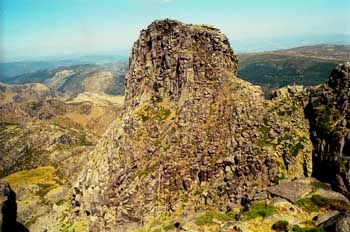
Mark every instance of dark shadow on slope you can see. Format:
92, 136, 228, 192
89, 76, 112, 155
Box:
1, 184, 29, 232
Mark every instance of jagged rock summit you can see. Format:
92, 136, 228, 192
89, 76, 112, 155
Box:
125, 18, 238, 108
72, 19, 313, 231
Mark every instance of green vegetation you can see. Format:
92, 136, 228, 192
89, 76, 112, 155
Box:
310, 181, 331, 190
153, 82, 161, 92
242, 202, 275, 219
258, 125, 271, 147
154, 139, 161, 147
312, 98, 321, 107
155, 96, 163, 103
138, 163, 158, 177
139, 106, 171, 123
195, 211, 235, 226
273, 174, 286, 184
238, 50, 339, 96
141, 114, 150, 122
4, 166, 60, 189
162, 222, 176, 231
272, 220, 289, 231
296, 194, 350, 212
318, 106, 340, 133
195, 213, 214, 226
292, 225, 325, 232
79, 134, 92, 146
153, 108, 171, 121
291, 142, 305, 156
151, 228, 162, 232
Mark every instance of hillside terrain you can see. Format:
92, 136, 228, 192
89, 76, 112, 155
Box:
0, 54, 128, 81
0, 62, 128, 97
238, 44, 350, 96
0, 19, 349, 232
2, 45, 348, 99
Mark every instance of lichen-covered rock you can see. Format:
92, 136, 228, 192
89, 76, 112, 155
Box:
319, 212, 350, 232
73, 19, 313, 231
305, 62, 350, 198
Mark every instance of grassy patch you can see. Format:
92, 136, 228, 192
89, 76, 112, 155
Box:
310, 181, 331, 190
141, 114, 150, 122
312, 98, 320, 107
151, 229, 162, 232
242, 202, 275, 219
154, 139, 161, 147
296, 194, 350, 212
138, 163, 158, 177
195, 211, 235, 226
318, 107, 339, 134
79, 134, 92, 146
273, 174, 286, 184
272, 220, 289, 231
292, 225, 325, 232
162, 222, 176, 231
4, 166, 60, 190
153, 108, 171, 121
195, 212, 214, 226
258, 125, 271, 147
291, 142, 304, 156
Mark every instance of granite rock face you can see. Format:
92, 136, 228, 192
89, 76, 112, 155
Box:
306, 63, 350, 198
73, 19, 313, 230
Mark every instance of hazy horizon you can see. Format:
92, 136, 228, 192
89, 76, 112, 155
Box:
1, 0, 350, 62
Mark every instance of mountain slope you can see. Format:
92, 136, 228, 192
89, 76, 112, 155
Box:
1, 63, 127, 97
238, 44, 350, 95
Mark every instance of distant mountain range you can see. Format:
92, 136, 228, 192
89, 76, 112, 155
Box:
231, 34, 350, 53
238, 44, 350, 96
0, 54, 129, 81
1, 44, 349, 98
0, 63, 128, 97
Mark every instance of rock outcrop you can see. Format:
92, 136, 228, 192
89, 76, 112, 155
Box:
72, 19, 313, 231
305, 63, 350, 198
0, 180, 29, 232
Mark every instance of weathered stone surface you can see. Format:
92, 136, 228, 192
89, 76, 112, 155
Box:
319, 212, 350, 232
72, 19, 315, 230
267, 179, 313, 202
305, 62, 350, 198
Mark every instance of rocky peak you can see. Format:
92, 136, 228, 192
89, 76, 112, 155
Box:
125, 19, 238, 108
73, 19, 313, 231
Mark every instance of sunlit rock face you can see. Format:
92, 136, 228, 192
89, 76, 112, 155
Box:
73, 19, 313, 231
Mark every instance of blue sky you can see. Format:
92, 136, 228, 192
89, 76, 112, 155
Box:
1, 0, 350, 61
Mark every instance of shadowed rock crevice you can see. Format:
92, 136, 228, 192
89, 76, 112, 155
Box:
1, 182, 29, 232
305, 63, 350, 198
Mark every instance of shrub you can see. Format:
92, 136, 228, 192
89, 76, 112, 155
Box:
195, 212, 214, 226
194, 211, 235, 226
292, 225, 325, 232
242, 202, 274, 219
310, 181, 331, 190
141, 114, 150, 122
153, 108, 171, 121
272, 220, 289, 231
291, 142, 304, 156
296, 194, 350, 212
162, 222, 175, 231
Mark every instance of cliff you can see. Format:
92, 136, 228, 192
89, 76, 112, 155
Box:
72, 19, 312, 231
306, 63, 350, 198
